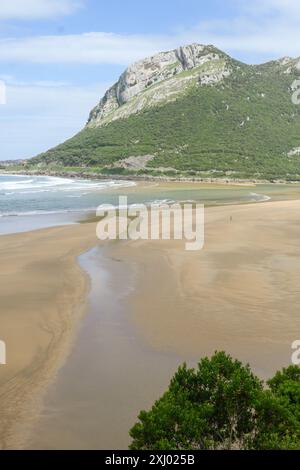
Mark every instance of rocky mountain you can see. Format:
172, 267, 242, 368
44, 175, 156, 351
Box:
31, 44, 300, 180
87, 44, 232, 127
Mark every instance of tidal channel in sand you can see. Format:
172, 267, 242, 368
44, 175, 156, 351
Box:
28, 246, 187, 450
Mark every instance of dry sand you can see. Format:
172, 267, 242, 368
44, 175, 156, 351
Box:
1, 199, 300, 448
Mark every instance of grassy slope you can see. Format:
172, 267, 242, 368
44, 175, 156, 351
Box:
29, 60, 300, 180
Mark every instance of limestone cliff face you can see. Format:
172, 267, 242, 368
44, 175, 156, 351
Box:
87, 44, 232, 127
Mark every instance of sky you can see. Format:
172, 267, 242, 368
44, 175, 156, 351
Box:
1, 0, 300, 160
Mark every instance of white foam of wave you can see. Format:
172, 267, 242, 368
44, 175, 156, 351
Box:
150, 199, 196, 205
0, 175, 136, 194
0, 207, 96, 218
249, 192, 271, 202
96, 199, 178, 212
0, 176, 71, 192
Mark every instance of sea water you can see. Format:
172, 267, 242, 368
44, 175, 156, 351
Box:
2, 173, 300, 234
0, 174, 135, 234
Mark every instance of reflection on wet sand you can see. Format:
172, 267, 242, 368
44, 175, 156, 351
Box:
28, 200, 300, 449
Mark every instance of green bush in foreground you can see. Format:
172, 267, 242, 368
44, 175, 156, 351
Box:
129, 352, 300, 450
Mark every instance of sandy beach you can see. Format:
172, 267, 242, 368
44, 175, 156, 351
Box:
0, 223, 97, 449
115, 199, 300, 377
1, 198, 300, 448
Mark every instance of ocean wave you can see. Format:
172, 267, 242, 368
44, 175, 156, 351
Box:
0, 207, 97, 218
0, 176, 72, 192
249, 192, 271, 202
0, 175, 136, 193
96, 199, 180, 212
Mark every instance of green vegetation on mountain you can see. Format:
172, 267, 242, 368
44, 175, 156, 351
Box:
28, 45, 300, 180
129, 352, 300, 450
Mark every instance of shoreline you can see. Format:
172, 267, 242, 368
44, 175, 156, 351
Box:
0, 168, 297, 185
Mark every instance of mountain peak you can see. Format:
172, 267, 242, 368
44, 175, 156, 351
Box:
87, 43, 232, 127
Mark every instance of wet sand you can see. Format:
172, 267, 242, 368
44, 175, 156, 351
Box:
1, 199, 300, 448
115, 199, 300, 377
0, 223, 97, 449
28, 247, 184, 450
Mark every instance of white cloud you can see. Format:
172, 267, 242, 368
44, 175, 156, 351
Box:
0, 32, 171, 65
0, 81, 108, 159
242, 0, 300, 16
0, 0, 299, 68
0, 0, 83, 20
1, 0, 300, 68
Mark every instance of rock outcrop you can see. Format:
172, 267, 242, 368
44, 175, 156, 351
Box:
87, 44, 232, 127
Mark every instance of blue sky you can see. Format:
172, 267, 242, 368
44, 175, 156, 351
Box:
1, 0, 300, 160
